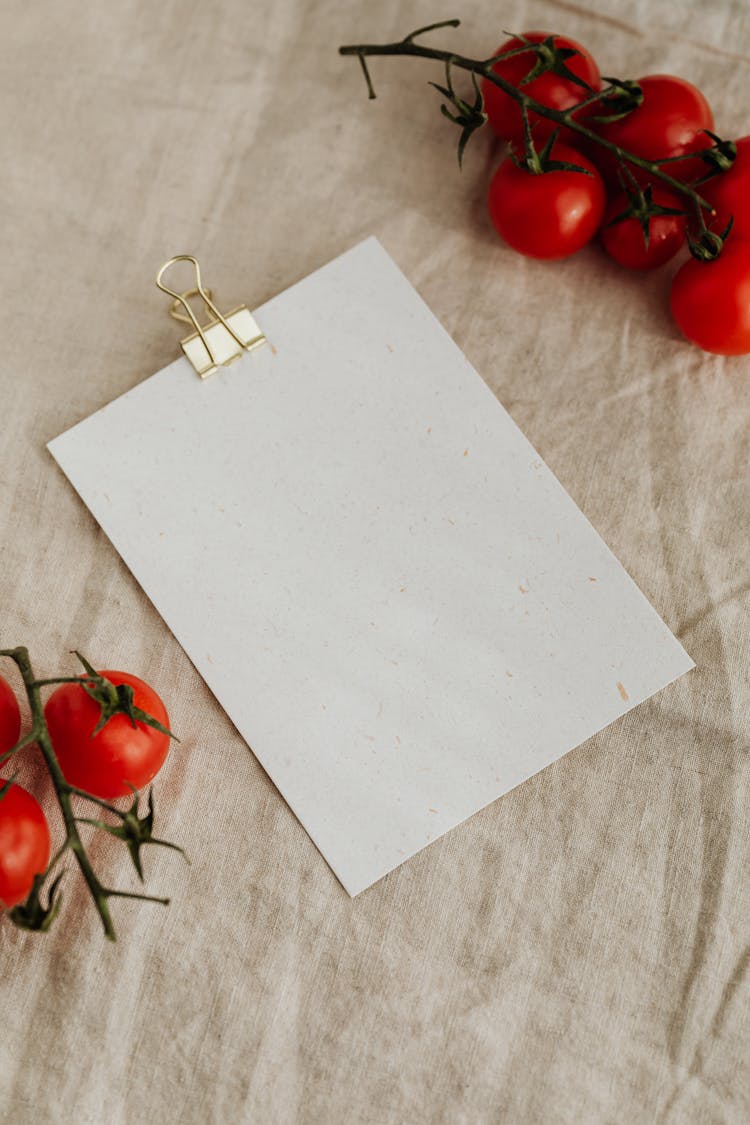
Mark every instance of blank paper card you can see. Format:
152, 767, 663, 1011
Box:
48, 238, 693, 894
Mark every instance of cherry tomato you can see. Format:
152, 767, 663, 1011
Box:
45, 670, 171, 799
701, 136, 750, 240
488, 145, 606, 260
594, 75, 713, 187
670, 239, 750, 355
601, 186, 686, 270
481, 31, 601, 145
0, 676, 21, 756
0, 782, 50, 908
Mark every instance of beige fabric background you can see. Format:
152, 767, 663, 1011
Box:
1, 1, 748, 1121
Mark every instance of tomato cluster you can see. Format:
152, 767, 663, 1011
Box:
482, 31, 750, 355
0, 668, 172, 911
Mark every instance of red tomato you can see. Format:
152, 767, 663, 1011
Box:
701, 136, 750, 240
45, 670, 171, 799
482, 31, 601, 145
601, 187, 686, 269
670, 239, 750, 355
0, 676, 21, 756
488, 145, 606, 259
594, 75, 713, 186
0, 782, 50, 908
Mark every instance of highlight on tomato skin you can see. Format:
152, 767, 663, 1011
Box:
481, 31, 602, 147
0, 782, 51, 909
487, 144, 606, 260
670, 239, 750, 356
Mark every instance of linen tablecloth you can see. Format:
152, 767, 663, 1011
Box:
1, 1, 748, 1121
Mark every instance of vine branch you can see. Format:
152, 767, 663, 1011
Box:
0, 646, 184, 940
339, 22, 720, 214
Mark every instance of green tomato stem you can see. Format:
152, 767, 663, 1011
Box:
0, 729, 37, 769
66, 785, 130, 819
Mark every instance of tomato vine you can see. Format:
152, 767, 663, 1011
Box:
0, 647, 185, 941
339, 19, 735, 259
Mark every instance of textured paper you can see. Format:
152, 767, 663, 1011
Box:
48, 237, 693, 895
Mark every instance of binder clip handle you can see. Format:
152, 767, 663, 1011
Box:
156, 255, 266, 379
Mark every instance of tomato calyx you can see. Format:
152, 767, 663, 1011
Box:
687, 215, 735, 261
511, 127, 594, 177
430, 58, 487, 166
691, 131, 737, 181
589, 77, 643, 124
606, 182, 685, 251
9, 871, 64, 933
499, 32, 595, 94
654, 129, 737, 180
74, 651, 177, 742
81, 788, 186, 882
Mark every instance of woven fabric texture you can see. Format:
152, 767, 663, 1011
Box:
1, 1, 748, 1121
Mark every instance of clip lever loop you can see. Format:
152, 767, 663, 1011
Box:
156, 255, 265, 378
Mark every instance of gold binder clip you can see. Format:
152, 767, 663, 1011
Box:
156, 255, 266, 379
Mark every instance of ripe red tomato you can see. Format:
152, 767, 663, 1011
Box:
481, 31, 601, 145
670, 239, 750, 355
701, 136, 750, 240
594, 75, 713, 186
488, 145, 606, 259
0, 676, 21, 756
601, 187, 686, 270
45, 670, 171, 799
0, 782, 50, 908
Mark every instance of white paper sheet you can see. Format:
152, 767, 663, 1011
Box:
48, 237, 693, 895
